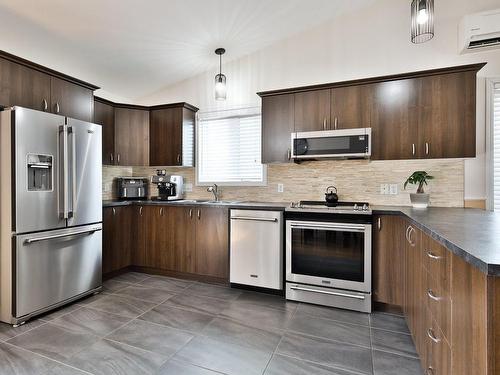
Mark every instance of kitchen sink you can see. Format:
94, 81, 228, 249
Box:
201, 200, 242, 204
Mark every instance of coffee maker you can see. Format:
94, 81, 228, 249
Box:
151, 170, 184, 201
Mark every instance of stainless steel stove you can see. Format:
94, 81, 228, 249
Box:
287, 200, 371, 214
285, 200, 372, 313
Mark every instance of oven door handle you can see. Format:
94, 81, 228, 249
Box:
290, 285, 366, 300
290, 223, 366, 232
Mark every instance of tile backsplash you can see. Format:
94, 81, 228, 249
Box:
104, 159, 464, 207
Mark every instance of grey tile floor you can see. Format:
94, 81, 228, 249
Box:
0, 272, 423, 375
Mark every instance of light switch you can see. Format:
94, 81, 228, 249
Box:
277, 183, 284, 193
389, 184, 398, 195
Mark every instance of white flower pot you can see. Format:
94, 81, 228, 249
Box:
410, 193, 429, 209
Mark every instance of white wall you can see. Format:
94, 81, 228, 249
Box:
138, 0, 500, 200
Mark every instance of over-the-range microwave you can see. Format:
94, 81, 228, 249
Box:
290, 128, 371, 160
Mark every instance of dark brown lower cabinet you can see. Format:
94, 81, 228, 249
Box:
372, 215, 406, 306
110, 204, 228, 281
195, 207, 229, 279
102, 206, 132, 275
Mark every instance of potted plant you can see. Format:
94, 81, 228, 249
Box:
404, 171, 434, 208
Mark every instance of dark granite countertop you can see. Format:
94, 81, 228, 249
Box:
372, 206, 500, 276
103, 199, 500, 276
102, 199, 288, 211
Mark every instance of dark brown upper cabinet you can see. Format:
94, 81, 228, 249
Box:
50, 76, 94, 122
94, 98, 115, 165
417, 71, 477, 159
261, 94, 294, 163
114, 107, 150, 166
0, 51, 98, 121
149, 103, 198, 167
370, 78, 420, 160
294, 89, 330, 132
330, 84, 372, 129
258, 63, 485, 163
0, 58, 51, 111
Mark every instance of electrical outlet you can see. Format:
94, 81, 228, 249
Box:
380, 184, 389, 195
389, 184, 398, 195
277, 183, 284, 193
184, 183, 193, 192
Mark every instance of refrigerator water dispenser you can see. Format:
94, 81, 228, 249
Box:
27, 154, 53, 191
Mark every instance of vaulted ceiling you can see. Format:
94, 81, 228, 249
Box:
0, 0, 373, 101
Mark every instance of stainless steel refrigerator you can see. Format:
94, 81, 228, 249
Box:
0, 107, 102, 325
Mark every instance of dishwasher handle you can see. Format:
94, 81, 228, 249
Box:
231, 216, 278, 223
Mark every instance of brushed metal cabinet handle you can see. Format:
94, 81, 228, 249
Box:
426, 367, 435, 375
412, 143, 416, 156
42, 99, 48, 111
427, 251, 443, 260
177, 154, 181, 164
323, 118, 327, 130
425, 142, 430, 155
334, 117, 338, 130
110, 153, 114, 163
377, 217, 382, 231
287, 148, 291, 161
427, 328, 441, 343
189, 208, 193, 218
55, 102, 60, 114
159, 207, 164, 216
139, 206, 143, 216
427, 289, 442, 301
117, 154, 120, 165
112, 207, 116, 216
197, 209, 201, 220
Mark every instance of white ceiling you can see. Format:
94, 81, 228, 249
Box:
0, 0, 373, 101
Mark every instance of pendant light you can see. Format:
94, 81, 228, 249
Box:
214, 48, 227, 101
411, 0, 434, 44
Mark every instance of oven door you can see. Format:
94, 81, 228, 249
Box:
286, 220, 371, 292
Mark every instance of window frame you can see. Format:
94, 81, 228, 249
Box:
195, 108, 267, 187
486, 78, 500, 211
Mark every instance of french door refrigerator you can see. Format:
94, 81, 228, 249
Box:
0, 107, 102, 325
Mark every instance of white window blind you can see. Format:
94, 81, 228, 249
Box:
197, 107, 265, 185
493, 83, 500, 211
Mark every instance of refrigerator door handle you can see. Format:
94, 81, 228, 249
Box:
24, 227, 101, 244
59, 125, 69, 219
68, 126, 77, 218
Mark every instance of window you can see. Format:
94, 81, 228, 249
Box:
491, 81, 500, 210
197, 107, 265, 186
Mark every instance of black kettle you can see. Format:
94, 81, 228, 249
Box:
325, 186, 339, 205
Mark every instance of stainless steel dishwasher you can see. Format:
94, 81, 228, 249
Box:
230, 209, 283, 290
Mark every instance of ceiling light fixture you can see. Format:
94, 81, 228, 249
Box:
411, 0, 434, 44
214, 48, 227, 101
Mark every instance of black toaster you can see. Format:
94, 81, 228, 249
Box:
116, 177, 148, 200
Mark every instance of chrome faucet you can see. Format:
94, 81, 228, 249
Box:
207, 184, 220, 201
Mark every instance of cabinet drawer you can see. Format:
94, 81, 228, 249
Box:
425, 308, 451, 375
423, 268, 451, 343
422, 234, 450, 293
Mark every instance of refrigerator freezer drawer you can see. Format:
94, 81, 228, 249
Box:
14, 224, 102, 318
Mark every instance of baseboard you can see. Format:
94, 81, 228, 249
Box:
464, 199, 486, 209
130, 266, 229, 286
103, 266, 132, 281
373, 301, 404, 316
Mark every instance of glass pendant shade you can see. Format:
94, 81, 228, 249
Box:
411, 0, 434, 44
215, 73, 227, 101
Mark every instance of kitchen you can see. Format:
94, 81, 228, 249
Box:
0, 0, 500, 374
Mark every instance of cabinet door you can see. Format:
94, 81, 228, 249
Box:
102, 207, 132, 274
371, 79, 419, 160
330, 84, 372, 130
154, 206, 175, 270
417, 71, 476, 159
114, 107, 150, 166
294, 89, 330, 132
133, 205, 151, 267
261, 94, 294, 163
94, 100, 115, 165
372, 215, 406, 306
0, 58, 51, 111
405, 224, 424, 350
50, 76, 93, 122
195, 207, 229, 279
150, 107, 183, 166
173, 206, 196, 273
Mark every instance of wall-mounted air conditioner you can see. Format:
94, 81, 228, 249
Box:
459, 8, 500, 54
